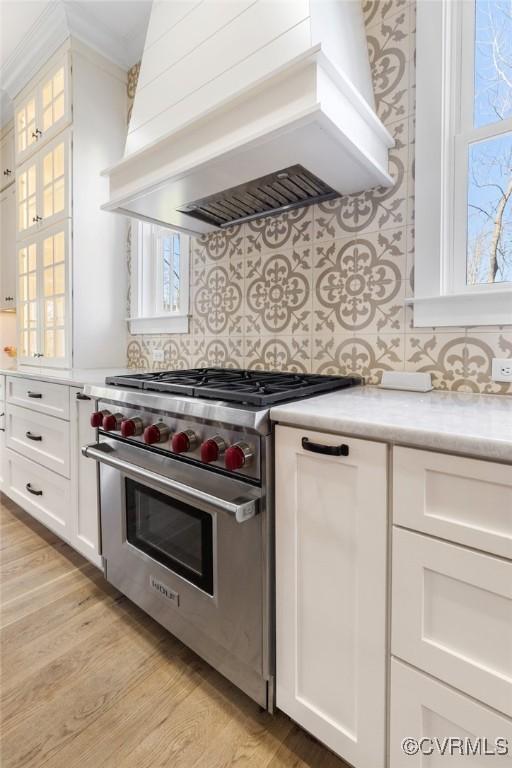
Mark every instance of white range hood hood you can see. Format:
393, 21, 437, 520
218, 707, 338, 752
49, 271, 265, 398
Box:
102, 0, 394, 234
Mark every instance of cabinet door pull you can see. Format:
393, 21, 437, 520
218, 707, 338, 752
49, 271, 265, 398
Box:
26, 483, 43, 496
26, 431, 42, 441
301, 437, 349, 457
76, 392, 91, 400
4, 296, 14, 301
3, 169, 11, 176
27, 391, 42, 398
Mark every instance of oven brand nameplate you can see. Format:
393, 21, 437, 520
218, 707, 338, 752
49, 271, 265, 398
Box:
150, 575, 180, 606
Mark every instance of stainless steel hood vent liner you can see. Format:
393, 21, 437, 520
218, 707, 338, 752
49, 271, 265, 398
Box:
177, 165, 338, 228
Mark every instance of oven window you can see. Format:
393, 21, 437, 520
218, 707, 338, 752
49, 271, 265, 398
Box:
125, 478, 214, 595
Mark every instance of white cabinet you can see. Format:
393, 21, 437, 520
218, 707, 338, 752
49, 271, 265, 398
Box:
392, 527, 512, 717
390, 659, 512, 766
13, 39, 127, 370
275, 425, 388, 768
0, 127, 15, 191
14, 52, 71, 165
2, 376, 101, 568
6, 403, 71, 477
69, 388, 101, 567
16, 131, 71, 239
4, 449, 72, 539
0, 184, 16, 310
394, 447, 512, 559
16, 222, 71, 366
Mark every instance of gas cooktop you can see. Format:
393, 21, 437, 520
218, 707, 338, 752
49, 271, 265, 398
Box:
105, 368, 361, 407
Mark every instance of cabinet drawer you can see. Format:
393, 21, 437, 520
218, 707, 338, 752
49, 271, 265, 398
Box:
393, 447, 512, 559
390, 659, 512, 766
4, 449, 71, 540
7, 376, 69, 419
392, 527, 512, 717
6, 403, 70, 477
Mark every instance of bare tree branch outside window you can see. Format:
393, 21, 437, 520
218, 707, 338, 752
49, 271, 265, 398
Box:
467, 0, 512, 285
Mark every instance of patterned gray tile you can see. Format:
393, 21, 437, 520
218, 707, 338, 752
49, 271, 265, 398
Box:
245, 207, 313, 255
313, 334, 405, 384
244, 337, 311, 372
245, 246, 313, 336
313, 236, 405, 334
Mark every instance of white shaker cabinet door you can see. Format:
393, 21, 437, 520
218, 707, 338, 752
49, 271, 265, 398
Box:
275, 425, 388, 768
390, 658, 512, 766
392, 527, 512, 717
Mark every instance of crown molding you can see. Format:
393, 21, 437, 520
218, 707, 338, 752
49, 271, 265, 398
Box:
1, 1, 69, 100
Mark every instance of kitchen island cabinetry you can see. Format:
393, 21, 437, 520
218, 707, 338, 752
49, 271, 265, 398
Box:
1, 375, 101, 567
275, 424, 388, 768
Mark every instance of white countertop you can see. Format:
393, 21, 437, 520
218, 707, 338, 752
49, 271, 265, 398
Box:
0, 365, 138, 388
270, 386, 512, 462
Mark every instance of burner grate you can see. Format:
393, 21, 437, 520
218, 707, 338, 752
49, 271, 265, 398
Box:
105, 368, 361, 405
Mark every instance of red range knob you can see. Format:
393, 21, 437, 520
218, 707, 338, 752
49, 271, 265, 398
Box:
171, 429, 198, 454
200, 436, 227, 463
90, 409, 110, 427
225, 442, 253, 471
143, 422, 170, 445
103, 412, 124, 431
121, 417, 144, 437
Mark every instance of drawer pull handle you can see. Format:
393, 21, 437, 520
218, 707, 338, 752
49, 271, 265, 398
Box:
76, 393, 91, 400
27, 391, 42, 399
26, 483, 43, 496
301, 437, 349, 457
26, 431, 42, 441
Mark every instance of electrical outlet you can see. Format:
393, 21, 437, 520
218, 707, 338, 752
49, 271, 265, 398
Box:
492, 358, 512, 382
152, 349, 165, 363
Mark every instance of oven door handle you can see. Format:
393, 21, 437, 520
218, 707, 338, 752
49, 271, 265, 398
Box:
82, 443, 259, 523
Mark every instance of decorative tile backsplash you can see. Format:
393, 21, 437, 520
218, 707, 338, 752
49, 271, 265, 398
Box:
125, 1, 512, 395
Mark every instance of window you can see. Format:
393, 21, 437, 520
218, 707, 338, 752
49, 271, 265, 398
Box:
414, 0, 512, 326
129, 222, 190, 334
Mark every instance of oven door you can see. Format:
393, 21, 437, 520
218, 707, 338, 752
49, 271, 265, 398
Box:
83, 438, 269, 707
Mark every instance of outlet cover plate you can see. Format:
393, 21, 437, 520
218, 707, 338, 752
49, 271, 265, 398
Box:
492, 358, 512, 382
152, 349, 165, 363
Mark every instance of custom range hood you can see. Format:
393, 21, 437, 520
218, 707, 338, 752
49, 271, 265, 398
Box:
102, 0, 394, 234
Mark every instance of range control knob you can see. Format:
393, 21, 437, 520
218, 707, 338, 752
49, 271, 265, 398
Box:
225, 442, 254, 471
90, 409, 110, 428
171, 429, 198, 454
103, 412, 124, 431
200, 436, 227, 463
143, 422, 170, 445
121, 417, 144, 438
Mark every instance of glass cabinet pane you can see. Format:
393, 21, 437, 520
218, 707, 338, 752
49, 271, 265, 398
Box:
16, 97, 37, 156
41, 141, 66, 220
40, 66, 66, 135
17, 161, 38, 233
17, 241, 39, 358
41, 229, 67, 360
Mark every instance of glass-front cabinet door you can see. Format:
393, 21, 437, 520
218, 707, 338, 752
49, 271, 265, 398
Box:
16, 131, 70, 240
15, 92, 38, 163
14, 52, 70, 165
16, 158, 38, 238
17, 222, 70, 367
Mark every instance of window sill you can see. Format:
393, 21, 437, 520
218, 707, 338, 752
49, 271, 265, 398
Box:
127, 314, 189, 335
406, 290, 512, 327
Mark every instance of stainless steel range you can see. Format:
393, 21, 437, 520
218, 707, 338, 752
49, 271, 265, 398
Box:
83, 368, 360, 710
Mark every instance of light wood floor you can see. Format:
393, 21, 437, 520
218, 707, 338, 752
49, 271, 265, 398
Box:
0, 494, 349, 768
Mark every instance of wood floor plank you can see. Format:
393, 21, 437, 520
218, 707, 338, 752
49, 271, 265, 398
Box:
0, 495, 349, 768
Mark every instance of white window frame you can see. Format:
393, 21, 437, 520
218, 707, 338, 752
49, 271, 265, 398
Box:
128, 221, 190, 334
413, 0, 512, 327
